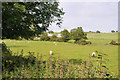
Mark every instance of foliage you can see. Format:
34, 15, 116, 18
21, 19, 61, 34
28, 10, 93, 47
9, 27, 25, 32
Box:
50, 35, 57, 41
96, 30, 101, 33
48, 31, 54, 34
2, 44, 118, 78
61, 29, 70, 42
40, 33, 50, 41
2, 1, 65, 39
75, 39, 92, 45
110, 40, 120, 45
33, 37, 40, 41
70, 27, 87, 41
91, 51, 110, 74
111, 30, 115, 33
2, 36, 118, 74
56, 37, 64, 42
67, 40, 76, 43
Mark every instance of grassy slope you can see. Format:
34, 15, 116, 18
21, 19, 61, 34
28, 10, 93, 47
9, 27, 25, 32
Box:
2, 32, 118, 74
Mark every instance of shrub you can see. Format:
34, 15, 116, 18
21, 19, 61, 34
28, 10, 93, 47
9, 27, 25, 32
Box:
67, 40, 76, 43
2, 44, 118, 78
111, 30, 115, 33
33, 37, 40, 41
28, 36, 35, 40
96, 30, 100, 33
50, 35, 57, 41
17, 36, 23, 40
110, 40, 116, 45
56, 37, 64, 42
75, 39, 88, 45
48, 31, 54, 33
70, 27, 87, 41
110, 40, 120, 45
61, 29, 70, 42
40, 33, 50, 41
75, 39, 92, 45
87, 41, 92, 44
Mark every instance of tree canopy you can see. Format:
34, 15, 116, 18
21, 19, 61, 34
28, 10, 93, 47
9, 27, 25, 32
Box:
2, 1, 64, 39
61, 29, 70, 42
96, 30, 100, 33
70, 27, 87, 41
111, 30, 115, 33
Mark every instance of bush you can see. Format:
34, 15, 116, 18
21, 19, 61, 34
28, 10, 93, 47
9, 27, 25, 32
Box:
3, 53, 118, 78
67, 40, 75, 43
61, 29, 70, 42
17, 36, 23, 40
48, 31, 54, 33
56, 37, 64, 42
33, 37, 40, 41
96, 30, 100, 33
50, 35, 57, 41
70, 27, 87, 41
110, 40, 116, 45
2, 42, 37, 78
111, 30, 115, 33
87, 41, 92, 44
2, 43, 117, 78
75, 39, 92, 45
40, 33, 50, 41
75, 39, 88, 45
110, 40, 120, 45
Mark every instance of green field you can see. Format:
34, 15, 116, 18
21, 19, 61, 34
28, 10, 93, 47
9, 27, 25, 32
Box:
2, 32, 118, 75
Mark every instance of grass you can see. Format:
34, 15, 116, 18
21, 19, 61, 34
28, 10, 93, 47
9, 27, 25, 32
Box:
2, 32, 118, 75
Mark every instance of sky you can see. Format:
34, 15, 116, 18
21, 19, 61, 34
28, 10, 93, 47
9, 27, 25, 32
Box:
48, 0, 118, 33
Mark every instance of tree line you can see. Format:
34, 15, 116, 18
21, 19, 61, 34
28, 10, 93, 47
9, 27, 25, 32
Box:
40, 27, 92, 45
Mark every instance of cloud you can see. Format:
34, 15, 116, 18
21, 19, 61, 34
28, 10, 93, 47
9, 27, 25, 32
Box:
49, 2, 118, 32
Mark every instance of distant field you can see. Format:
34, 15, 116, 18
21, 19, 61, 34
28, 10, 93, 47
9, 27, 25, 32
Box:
2, 32, 118, 74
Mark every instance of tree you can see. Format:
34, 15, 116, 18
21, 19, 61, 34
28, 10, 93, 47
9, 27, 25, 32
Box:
96, 30, 100, 33
50, 34, 57, 41
61, 29, 70, 42
111, 30, 115, 33
89, 31, 92, 32
48, 31, 54, 34
40, 33, 50, 41
70, 27, 87, 41
2, 1, 65, 39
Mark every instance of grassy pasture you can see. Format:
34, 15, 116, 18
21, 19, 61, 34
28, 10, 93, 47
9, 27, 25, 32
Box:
2, 32, 118, 74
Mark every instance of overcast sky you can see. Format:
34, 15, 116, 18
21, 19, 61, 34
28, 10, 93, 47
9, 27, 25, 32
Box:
48, 0, 118, 33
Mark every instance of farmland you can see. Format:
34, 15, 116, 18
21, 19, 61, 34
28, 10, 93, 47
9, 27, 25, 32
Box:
2, 32, 118, 75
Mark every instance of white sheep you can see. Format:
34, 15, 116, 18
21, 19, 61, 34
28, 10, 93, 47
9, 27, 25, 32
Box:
91, 52, 96, 57
50, 50, 53, 55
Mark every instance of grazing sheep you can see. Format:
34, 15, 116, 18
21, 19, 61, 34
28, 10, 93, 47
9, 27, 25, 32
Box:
50, 50, 53, 55
91, 52, 96, 57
